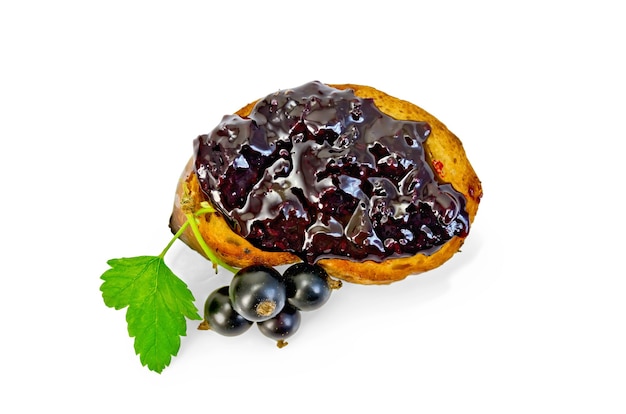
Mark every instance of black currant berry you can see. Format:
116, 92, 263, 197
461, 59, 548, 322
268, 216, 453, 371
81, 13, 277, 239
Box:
284, 263, 333, 311
229, 265, 286, 322
257, 304, 301, 343
203, 286, 253, 336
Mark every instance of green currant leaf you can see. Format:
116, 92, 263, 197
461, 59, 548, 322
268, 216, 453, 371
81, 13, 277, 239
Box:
100, 256, 202, 373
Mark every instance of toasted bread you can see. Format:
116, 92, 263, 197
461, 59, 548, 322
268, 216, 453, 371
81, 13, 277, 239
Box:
170, 83, 482, 284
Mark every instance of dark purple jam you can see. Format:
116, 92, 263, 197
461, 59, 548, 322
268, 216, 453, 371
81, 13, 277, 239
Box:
194, 81, 469, 264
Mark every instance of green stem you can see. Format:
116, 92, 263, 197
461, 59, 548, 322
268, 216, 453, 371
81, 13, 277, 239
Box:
159, 220, 190, 258
194, 206, 215, 216
185, 212, 238, 274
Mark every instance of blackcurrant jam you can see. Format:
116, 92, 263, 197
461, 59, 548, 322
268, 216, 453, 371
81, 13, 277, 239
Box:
194, 81, 470, 263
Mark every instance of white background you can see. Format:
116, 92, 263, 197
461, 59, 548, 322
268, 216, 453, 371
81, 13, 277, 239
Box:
1, 0, 624, 412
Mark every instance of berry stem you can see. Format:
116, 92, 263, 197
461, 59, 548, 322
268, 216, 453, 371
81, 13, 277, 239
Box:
197, 320, 210, 330
158, 204, 238, 274
159, 220, 190, 259
194, 204, 216, 216
328, 277, 343, 290
185, 212, 238, 274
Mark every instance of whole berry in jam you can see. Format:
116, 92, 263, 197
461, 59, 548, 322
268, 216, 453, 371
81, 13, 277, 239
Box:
257, 304, 301, 343
283, 263, 334, 311
229, 265, 286, 322
203, 286, 253, 336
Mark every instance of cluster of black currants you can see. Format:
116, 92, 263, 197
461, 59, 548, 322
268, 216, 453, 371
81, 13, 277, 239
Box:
200, 263, 341, 347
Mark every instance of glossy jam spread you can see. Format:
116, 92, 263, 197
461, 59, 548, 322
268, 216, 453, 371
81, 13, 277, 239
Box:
194, 81, 469, 263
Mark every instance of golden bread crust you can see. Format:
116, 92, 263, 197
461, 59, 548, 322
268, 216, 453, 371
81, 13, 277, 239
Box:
170, 84, 482, 284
